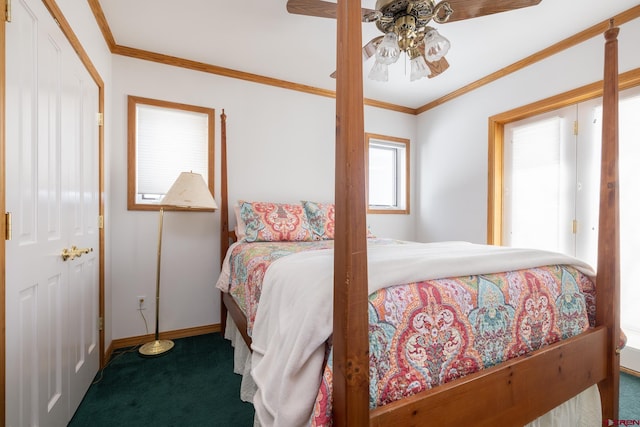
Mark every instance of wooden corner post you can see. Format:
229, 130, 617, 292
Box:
220, 109, 229, 333
333, 0, 369, 426
596, 23, 620, 423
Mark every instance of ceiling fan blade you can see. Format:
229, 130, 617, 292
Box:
426, 57, 450, 78
417, 44, 449, 78
362, 36, 383, 61
444, 0, 542, 23
287, 0, 378, 22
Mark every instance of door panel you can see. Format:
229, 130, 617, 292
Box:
68, 256, 99, 411
618, 86, 640, 371
575, 98, 602, 269
63, 57, 100, 412
6, 1, 68, 425
503, 105, 577, 254
5, 0, 100, 425
502, 87, 640, 372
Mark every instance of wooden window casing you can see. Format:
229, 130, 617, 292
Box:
366, 133, 410, 215
127, 95, 215, 211
487, 69, 640, 244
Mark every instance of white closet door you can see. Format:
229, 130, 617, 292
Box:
62, 51, 101, 413
5, 0, 100, 425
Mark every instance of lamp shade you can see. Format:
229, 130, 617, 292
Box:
161, 172, 217, 209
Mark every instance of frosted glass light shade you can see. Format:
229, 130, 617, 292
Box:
375, 32, 401, 65
423, 28, 451, 62
161, 172, 217, 209
368, 60, 389, 82
410, 55, 429, 81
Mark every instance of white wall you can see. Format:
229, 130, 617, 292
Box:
110, 56, 417, 339
416, 19, 640, 244
42, 4, 640, 345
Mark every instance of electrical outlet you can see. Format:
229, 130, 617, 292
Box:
137, 295, 146, 310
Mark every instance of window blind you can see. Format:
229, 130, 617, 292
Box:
136, 104, 209, 196
508, 116, 564, 252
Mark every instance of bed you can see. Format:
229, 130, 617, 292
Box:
218, 234, 603, 426
216, 5, 622, 426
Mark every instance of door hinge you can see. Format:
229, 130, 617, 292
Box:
5, 212, 11, 241
96, 112, 103, 126
572, 219, 578, 234
98, 215, 104, 229
98, 316, 103, 331
573, 120, 579, 136
5, 0, 11, 22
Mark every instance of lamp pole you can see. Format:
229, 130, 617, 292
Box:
139, 206, 175, 356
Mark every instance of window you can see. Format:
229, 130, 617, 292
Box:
366, 133, 410, 214
128, 96, 215, 210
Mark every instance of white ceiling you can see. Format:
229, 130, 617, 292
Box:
99, 0, 639, 109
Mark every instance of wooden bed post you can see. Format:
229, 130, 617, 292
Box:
333, 0, 369, 425
220, 109, 229, 334
596, 22, 621, 423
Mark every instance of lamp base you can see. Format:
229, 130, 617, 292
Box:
138, 339, 174, 357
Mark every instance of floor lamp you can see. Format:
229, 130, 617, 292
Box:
139, 172, 218, 357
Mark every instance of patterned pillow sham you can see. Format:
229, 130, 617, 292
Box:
302, 200, 378, 239
239, 201, 313, 242
233, 204, 247, 241
302, 201, 335, 240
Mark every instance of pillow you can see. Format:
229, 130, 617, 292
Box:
366, 226, 376, 239
239, 201, 313, 242
302, 201, 335, 240
233, 204, 246, 241
303, 201, 378, 239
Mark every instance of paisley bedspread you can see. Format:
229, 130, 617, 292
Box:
226, 240, 333, 335
310, 265, 596, 426
218, 239, 597, 426
223, 238, 401, 336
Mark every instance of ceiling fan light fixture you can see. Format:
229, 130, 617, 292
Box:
368, 60, 389, 82
395, 15, 418, 51
432, 1, 453, 24
287, 0, 545, 83
363, 10, 383, 22
374, 31, 401, 65
423, 27, 450, 62
366, 1, 452, 82
409, 49, 429, 81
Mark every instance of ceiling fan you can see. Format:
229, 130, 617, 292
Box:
287, 0, 542, 82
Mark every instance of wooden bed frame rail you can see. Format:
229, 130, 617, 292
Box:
370, 327, 607, 426
217, 5, 621, 426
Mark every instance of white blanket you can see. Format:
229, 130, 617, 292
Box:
250, 241, 595, 427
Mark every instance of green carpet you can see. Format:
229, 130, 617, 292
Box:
71, 333, 640, 426
620, 371, 640, 421
69, 333, 254, 427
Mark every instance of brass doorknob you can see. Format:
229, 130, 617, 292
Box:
73, 246, 93, 256
61, 246, 93, 261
